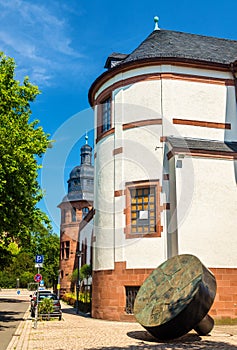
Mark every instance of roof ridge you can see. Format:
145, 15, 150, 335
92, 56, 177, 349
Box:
157, 28, 237, 44
119, 28, 237, 67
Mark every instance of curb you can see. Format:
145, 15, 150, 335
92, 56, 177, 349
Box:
6, 308, 32, 350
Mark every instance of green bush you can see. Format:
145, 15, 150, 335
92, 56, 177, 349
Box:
79, 291, 91, 303
61, 293, 76, 306
38, 298, 54, 320
61, 292, 91, 313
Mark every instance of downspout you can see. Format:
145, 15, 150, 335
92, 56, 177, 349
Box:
230, 60, 237, 102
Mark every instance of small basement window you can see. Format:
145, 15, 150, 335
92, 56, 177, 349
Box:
125, 286, 140, 314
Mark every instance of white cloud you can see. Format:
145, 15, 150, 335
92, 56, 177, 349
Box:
0, 0, 84, 86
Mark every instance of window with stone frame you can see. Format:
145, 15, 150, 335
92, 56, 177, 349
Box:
61, 209, 66, 224
125, 180, 162, 238
71, 207, 77, 222
97, 96, 112, 139
61, 241, 70, 260
125, 286, 140, 314
101, 97, 111, 132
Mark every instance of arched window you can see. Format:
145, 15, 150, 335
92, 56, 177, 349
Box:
61, 209, 66, 224
82, 207, 89, 218
61, 241, 70, 260
71, 207, 76, 222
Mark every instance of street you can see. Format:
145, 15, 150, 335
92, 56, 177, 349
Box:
1, 294, 237, 349
0, 296, 29, 350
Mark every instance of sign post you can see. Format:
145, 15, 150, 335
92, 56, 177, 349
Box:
33, 255, 44, 329
34, 274, 43, 283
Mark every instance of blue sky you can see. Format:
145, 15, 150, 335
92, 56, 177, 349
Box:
1, 0, 237, 233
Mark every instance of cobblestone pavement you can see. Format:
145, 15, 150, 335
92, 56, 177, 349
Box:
6, 301, 237, 350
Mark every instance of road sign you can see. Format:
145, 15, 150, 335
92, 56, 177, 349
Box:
34, 273, 42, 282
39, 280, 44, 286
35, 263, 43, 268
35, 255, 44, 263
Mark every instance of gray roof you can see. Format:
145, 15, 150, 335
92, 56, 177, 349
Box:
166, 136, 237, 154
62, 190, 94, 203
60, 141, 94, 204
114, 29, 237, 67
89, 28, 237, 106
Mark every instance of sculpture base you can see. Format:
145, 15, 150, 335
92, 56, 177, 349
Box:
194, 314, 214, 336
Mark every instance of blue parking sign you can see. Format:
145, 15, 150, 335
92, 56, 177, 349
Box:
35, 255, 44, 263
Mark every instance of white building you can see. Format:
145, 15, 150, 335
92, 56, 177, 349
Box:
88, 20, 237, 321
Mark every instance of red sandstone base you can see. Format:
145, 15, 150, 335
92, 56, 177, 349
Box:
92, 262, 237, 322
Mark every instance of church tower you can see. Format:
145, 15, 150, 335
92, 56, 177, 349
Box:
58, 136, 94, 294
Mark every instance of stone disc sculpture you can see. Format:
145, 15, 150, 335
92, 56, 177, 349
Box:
134, 254, 217, 340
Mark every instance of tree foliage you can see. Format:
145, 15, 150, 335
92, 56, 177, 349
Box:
71, 264, 92, 284
80, 264, 92, 280
0, 52, 50, 242
0, 53, 60, 289
29, 227, 60, 286
0, 229, 60, 288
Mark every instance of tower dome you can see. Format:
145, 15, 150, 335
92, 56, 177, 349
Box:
80, 143, 92, 165
62, 138, 94, 202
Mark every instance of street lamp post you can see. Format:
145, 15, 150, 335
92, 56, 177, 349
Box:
76, 251, 82, 314
57, 269, 61, 300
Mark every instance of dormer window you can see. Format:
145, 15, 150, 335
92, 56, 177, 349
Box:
104, 52, 129, 70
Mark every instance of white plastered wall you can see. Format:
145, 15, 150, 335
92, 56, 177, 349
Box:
174, 155, 237, 267
93, 136, 115, 270
95, 64, 236, 142
93, 64, 237, 271
80, 219, 93, 265
162, 78, 231, 141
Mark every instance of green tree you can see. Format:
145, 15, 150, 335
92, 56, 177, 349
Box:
38, 297, 54, 320
80, 264, 92, 281
29, 227, 60, 287
0, 52, 50, 244
71, 264, 92, 284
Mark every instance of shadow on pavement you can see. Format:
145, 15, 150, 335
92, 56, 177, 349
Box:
87, 339, 237, 350
127, 330, 202, 342
0, 298, 28, 303
61, 306, 77, 315
62, 305, 91, 318
0, 311, 24, 331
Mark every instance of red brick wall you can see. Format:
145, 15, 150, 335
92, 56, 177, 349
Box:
209, 268, 237, 321
60, 229, 79, 293
92, 262, 153, 321
92, 263, 237, 322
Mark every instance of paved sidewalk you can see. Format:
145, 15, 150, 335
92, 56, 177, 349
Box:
7, 301, 237, 350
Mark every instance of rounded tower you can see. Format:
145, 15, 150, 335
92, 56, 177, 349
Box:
58, 137, 94, 294
88, 19, 237, 321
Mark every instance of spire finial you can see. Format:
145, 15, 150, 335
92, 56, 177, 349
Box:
85, 130, 88, 144
154, 16, 160, 31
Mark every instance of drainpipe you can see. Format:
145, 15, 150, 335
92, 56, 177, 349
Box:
230, 60, 237, 102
